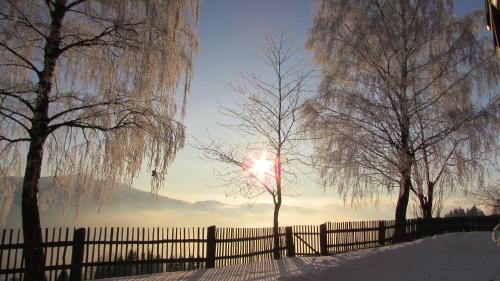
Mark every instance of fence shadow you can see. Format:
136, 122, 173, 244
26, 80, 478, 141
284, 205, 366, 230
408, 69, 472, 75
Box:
118, 256, 334, 281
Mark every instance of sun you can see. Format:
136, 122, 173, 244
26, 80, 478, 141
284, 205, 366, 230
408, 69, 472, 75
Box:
249, 151, 274, 183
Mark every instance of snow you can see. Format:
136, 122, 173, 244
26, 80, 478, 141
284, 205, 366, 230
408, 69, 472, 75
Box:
100, 232, 500, 281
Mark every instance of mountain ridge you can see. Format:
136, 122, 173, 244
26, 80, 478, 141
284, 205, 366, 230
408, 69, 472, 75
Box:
2, 176, 296, 228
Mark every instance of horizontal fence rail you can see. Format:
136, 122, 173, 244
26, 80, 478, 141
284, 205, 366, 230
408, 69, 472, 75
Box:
1, 215, 499, 281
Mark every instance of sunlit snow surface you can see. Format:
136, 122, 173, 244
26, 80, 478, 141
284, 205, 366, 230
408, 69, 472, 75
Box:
100, 232, 500, 281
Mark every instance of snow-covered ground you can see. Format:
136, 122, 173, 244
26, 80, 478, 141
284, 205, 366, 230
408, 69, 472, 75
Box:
101, 232, 500, 281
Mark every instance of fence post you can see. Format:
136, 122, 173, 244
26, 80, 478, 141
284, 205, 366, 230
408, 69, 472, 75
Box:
378, 221, 386, 246
206, 225, 216, 268
69, 228, 85, 281
319, 223, 328, 255
285, 226, 295, 257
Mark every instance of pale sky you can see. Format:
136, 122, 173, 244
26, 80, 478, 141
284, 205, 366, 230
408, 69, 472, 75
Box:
129, 0, 487, 220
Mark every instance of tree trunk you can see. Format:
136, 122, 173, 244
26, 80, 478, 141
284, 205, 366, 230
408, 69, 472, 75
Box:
272, 148, 282, 260
416, 181, 434, 220
22, 82, 50, 281
22, 2, 66, 280
272, 201, 281, 260
422, 201, 432, 220
394, 117, 412, 242
393, 4, 412, 243
394, 169, 411, 242
22, 135, 47, 281
423, 181, 434, 220
417, 197, 433, 220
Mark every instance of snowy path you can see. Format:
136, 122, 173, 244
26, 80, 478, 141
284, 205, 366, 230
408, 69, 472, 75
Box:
101, 232, 500, 281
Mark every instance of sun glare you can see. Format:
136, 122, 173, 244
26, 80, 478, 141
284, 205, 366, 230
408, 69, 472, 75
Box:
249, 151, 274, 183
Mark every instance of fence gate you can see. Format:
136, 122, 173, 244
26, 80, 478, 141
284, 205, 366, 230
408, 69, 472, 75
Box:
292, 225, 321, 256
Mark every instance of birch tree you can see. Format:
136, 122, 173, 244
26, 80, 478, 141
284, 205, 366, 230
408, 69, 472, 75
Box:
0, 0, 199, 280
200, 33, 310, 259
305, 0, 500, 240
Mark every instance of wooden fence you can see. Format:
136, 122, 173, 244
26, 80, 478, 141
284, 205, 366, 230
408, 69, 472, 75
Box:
214, 226, 286, 267
1, 215, 498, 281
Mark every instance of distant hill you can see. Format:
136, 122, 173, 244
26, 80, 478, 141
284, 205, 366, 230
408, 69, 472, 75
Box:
2, 176, 300, 228
4, 176, 189, 227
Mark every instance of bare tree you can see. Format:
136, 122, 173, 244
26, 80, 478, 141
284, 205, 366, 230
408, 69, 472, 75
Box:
468, 184, 500, 215
0, 0, 199, 280
305, 0, 500, 240
199, 33, 311, 259
411, 111, 494, 219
